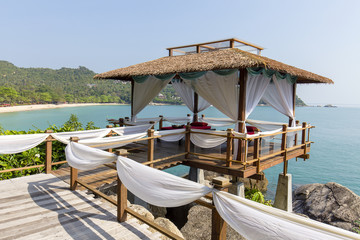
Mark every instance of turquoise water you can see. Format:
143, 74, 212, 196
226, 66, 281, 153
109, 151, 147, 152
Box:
0, 105, 359, 198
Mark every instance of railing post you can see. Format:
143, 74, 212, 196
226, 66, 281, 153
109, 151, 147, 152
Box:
254, 138, 260, 173
70, 137, 79, 191
44, 130, 53, 174
187, 114, 191, 124
294, 120, 300, 145
150, 121, 155, 130
226, 129, 233, 167
159, 115, 163, 130
281, 125, 288, 175
211, 177, 229, 240
185, 123, 191, 159
115, 150, 128, 222
106, 125, 113, 153
147, 129, 155, 167
119, 118, 124, 127
302, 122, 307, 154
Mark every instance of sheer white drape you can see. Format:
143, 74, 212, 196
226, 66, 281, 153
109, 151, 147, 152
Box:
172, 80, 211, 113
262, 76, 295, 126
154, 129, 185, 142
163, 116, 192, 124
182, 71, 239, 120
0, 133, 49, 154
80, 132, 147, 149
112, 124, 153, 136
52, 128, 112, 144
190, 130, 227, 148
64, 143, 358, 240
245, 74, 271, 119
133, 76, 172, 119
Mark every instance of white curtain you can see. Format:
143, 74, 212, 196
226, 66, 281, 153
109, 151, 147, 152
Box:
245, 73, 271, 119
246, 119, 287, 132
163, 116, 192, 124
182, 71, 239, 121
190, 130, 227, 148
65, 142, 117, 170
0, 133, 49, 154
172, 80, 211, 113
52, 128, 112, 144
116, 155, 212, 207
80, 132, 147, 149
262, 76, 295, 126
199, 117, 236, 127
154, 129, 185, 142
133, 76, 173, 119
112, 124, 153, 136
64, 143, 358, 240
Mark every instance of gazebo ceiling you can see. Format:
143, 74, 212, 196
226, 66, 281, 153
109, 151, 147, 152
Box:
94, 47, 333, 84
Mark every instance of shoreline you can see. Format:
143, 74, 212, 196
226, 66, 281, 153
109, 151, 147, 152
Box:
0, 103, 127, 114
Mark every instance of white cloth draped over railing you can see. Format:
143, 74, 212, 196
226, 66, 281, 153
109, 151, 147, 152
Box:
162, 116, 192, 124
132, 75, 175, 120
0, 133, 49, 154
171, 79, 211, 113
64, 143, 359, 240
190, 130, 228, 148
124, 117, 162, 126
199, 117, 236, 127
0, 124, 153, 154
154, 129, 185, 142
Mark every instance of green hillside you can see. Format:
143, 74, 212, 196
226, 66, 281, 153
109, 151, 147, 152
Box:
0, 60, 306, 106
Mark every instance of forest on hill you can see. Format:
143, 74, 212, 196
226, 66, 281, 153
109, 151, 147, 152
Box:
0, 60, 306, 106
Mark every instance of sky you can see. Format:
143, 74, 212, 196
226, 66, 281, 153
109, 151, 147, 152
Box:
1, 0, 359, 105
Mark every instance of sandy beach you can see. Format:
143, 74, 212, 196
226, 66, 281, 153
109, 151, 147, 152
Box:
0, 103, 124, 114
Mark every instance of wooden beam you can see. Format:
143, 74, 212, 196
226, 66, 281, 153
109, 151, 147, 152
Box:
147, 129, 155, 167
44, 130, 53, 174
237, 69, 247, 161
185, 124, 191, 159
70, 137, 79, 191
131, 79, 134, 120
183, 160, 245, 178
193, 92, 199, 122
199, 44, 216, 50
226, 129, 233, 167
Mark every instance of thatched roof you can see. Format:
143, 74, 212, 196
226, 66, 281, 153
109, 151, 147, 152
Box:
94, 48, 333, 84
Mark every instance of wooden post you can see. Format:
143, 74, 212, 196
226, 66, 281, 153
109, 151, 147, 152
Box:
169, 49, 173, 56
119, 118, 124, 127
147, 129, 155, 167
150, 121, 155, 130
294, 120, 300, 145
115, 150, 128, 222
185, 123, 191, 159
211, 177, 229, 240
226, 129, 233, 167
159, 115, 163, 130
70, 137, 79, 191
131, 79, 134, 120
230, 39, 235, 48
106, 125, 113, 153
196, 45, 201, 53
237, 69, 247, 162
281, 125, 288, 175
44, 130, 53, 174
193, 92, 199, 122
302, 122, 307, 154
254, 138, 260, 173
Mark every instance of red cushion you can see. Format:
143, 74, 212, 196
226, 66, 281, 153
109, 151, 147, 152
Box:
190, 126, 211, 129
160, 127, 174, 130
190, 121, 208, 127
246, 126, 257, 132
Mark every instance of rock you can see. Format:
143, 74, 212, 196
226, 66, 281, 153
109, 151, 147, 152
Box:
293, 182, 360, 231
149, 204, 167, 218
128, 204, 155, 222
152, 217, 184, 240
181, 205, 246, 240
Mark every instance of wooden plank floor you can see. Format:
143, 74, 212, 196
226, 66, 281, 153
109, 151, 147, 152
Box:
0, 174, 163, 240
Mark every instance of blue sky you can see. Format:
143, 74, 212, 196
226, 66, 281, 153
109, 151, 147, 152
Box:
1, 0, 359, 105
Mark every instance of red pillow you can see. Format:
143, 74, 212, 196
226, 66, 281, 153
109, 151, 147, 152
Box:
190, 121, 208, 127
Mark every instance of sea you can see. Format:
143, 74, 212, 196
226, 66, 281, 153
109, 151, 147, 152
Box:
1, 104, 359, 199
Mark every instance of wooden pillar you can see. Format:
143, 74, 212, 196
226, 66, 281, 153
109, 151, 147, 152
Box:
230, 39, 234, 48
254, 138, 260, 173
211, 177, 229, 240
131, 79, 134, 120
147, 129, 155, 167
226, 129, 233, 167
169, 49, 173, 56
302, 122, 307, 155
70, 137, 79, 191
193, 92, 199, 122
115, 150, 128, 222
185, 123, 191, 159
119, 118, 124, 127
289, 82, 297, 126
294, 120, 300, 145
159, 115, 163, 130
237, 68, 247, 161
281, 125, 288, 175
44, 130, 53, 174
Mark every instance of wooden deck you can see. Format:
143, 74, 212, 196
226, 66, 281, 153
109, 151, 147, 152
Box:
0, 173, 163, 240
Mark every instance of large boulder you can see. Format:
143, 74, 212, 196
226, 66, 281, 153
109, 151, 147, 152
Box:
154, 217, 185, 240
293, 182, 360, 231
181, 205, 246, 240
